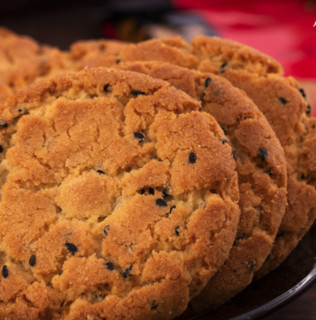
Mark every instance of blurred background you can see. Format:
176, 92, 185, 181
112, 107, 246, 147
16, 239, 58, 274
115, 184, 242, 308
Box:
1, 0, 315, 114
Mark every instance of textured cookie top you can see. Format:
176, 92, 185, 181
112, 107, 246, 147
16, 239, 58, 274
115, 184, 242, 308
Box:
119, 35, 315, 280
0, 28, 69, 104
191, 35, 283, 76
70, 39, 128, 69
0, 68, 239, 319
113, 61, 287, 308
192, 38, 316, 277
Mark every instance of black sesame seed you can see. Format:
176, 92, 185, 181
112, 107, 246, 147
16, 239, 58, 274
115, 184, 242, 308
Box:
122, 265, 133, 279
29, 255, 36, 267
133, 132, 145, 141
105, 262, 114, 271
156, 198, 168, 207
138, 188, 146, 195
277, 230, 286, 238
221, 139, 228, 144
151, 300, 158, 310
278, 97, 288, 104
232, 150, 238, 161
65, 242, 78, 255
166, 205, 176, 217
0, 145, 3, 153
174, 226, 180, 236
103, 84, 110, 92
258, 148, 268, 161
306, 104, 311, 115
96, 169, 105, 174
188, 152, 196, 164
148, 187, 155, 195
221, 62, 228, 69
300, 173, 309, 180
235, 233, 247, 242
0, 121, 8, 128
264, 168, 272, 176
248, 261, 256, 272
138, 188, 145, 195
103, 225, 110, 236
131, 90, 145, 96
18, 109, 23, 113
204, 77, 212, 88
115, 59, 121, 64
162, 187, 169, 198
1, 265, 8, 278
299, 88, 306, 98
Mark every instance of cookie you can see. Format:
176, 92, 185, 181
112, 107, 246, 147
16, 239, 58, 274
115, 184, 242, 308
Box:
0, 28, 69, 104
191, 36, 316, 277
0, 67, 240, 319
70, 39, 128, 70
111, 60, 287, 309
191, 35, 283, 76
69, 37, 199, 72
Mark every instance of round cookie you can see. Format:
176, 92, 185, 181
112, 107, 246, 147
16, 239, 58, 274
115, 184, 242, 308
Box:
112, 61, 287, 310
0, 28, 69, 104
190, 36, 316, 278
0, 67, 240, 319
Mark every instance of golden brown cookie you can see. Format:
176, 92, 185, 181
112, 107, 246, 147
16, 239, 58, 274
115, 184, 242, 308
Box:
111, 60, 287, 310
191, 36, 316, 278
0, 28, 70, 104
0, 67, 240, 319
112, 35, 315, 281
69, 36, 199, 71
191, 35, 283, 76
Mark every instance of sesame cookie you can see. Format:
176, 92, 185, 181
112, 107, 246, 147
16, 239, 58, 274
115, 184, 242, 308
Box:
112, 61, 287, 309
191, 36, 316, 278
191, 35, 283, 76
0, 28, 70, 104
0, 67, 240, 319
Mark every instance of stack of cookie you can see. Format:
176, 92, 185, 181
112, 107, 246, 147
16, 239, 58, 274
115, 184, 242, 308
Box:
0, 28, 315, 320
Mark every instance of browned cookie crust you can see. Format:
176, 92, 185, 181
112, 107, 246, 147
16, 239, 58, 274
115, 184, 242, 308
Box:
70, 39, 128, 70
111, 61, 287, 309
191, 36, 316, 278
69, 37, 199, 72
0, 67, 240, 319
0, 28, 69, 104
191, 35, 283, 76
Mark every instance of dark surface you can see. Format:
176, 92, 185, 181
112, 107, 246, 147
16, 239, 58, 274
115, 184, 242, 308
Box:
264, 282, 316, 320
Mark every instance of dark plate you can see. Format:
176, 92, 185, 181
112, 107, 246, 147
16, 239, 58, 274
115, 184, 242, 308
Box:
183, 222, 316, 320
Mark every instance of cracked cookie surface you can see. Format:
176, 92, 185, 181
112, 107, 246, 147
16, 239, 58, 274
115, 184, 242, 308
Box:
109, 61, 287, 310
107, 35, 315, 283
190, 36, 316, 278
0, 67, 240, 319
